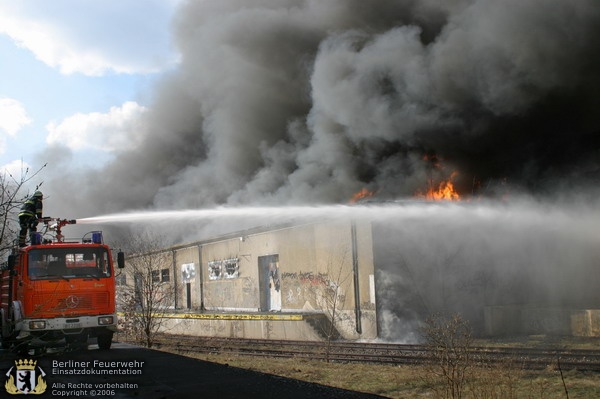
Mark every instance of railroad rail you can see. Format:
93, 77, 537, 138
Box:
150, 335, 600, 372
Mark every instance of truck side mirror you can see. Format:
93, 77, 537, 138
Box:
7, 254, 15, 269
117, 252, 125, 269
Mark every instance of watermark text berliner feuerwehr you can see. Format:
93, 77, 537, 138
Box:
47, 360, 144, 396
51, 359, 144, 375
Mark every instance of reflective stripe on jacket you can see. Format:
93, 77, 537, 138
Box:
18, 197, 43, 219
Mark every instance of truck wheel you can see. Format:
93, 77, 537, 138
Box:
16, 343, 30, 356
0, 332, 15, 350
0, 317, 13, 349
97, 333, 113, 350
0, 323, 6, 349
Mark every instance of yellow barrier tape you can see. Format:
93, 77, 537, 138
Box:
117, 312, 305, 321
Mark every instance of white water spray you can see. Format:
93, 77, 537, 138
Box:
74, 200, 552, 225
76, 205, 365, 224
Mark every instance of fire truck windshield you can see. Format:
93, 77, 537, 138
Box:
27, 248, 112, 280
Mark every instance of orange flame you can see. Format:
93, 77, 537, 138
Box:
349, 188, 375, 203
416, 171, 460, 201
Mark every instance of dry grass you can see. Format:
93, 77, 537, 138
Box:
168, 350, 600, 399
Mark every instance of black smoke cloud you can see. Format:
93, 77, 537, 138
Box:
45, 0, 600, 216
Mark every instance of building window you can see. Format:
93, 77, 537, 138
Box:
208, 260, 221, 280
223, 258, 239, 279
151, 270, 160, 283
209, 258, 239, 280
181, 263, 196, 283
148, 268, 170, 283
161, 268, 170, 282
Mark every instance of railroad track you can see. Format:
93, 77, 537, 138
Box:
151, 335, 600, 372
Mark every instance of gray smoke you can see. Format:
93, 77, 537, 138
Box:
371, 199, 600, 340
38, 0, 600, 218
31, 1, 600, 341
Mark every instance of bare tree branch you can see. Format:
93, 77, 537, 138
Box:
117, 230, 175, 348
0, 162, 46, 257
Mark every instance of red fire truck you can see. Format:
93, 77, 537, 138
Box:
0, 218, 124, 354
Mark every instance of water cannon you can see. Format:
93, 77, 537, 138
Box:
42, 217, 77, 242
45, 218, 75, 229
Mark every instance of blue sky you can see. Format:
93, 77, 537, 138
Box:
0, 0, 182, 177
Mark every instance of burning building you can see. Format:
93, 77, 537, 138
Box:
34, 0, 599, 342
116, 199, 600, 342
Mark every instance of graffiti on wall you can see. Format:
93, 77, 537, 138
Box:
282, 271, 328, 286
282, 271, 332, 309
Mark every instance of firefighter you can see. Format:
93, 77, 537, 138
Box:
18, 191, 43, 247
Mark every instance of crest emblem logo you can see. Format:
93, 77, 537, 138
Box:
65, 295, 80, 308
4, 359, 47, 395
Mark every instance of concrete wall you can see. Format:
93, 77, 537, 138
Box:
571, 310, 600, 337
162, 318, 322, 340
158, 314, 324, 341
166, 220, 377, 340
173, 246, 201, 310
484, 306, 600, 337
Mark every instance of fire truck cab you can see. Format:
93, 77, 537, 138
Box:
0, 218, 124, 354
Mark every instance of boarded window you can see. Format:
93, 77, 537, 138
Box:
223, 258, 239, 279
208, 260, 221, 280
208, 258, 239, 280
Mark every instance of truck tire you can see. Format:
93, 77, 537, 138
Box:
0, 334, 8, 349
16, 342, 31, 356
97, 332, 113, 350
0, 318, 14, 349
0, 334, 10, 349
